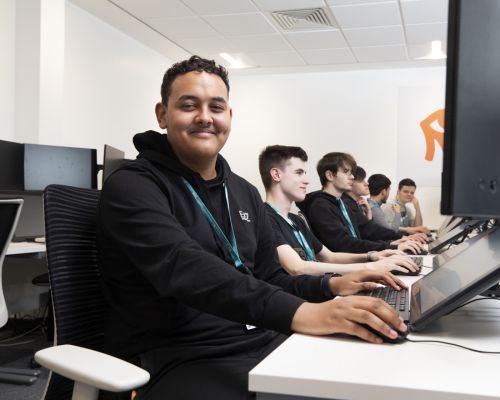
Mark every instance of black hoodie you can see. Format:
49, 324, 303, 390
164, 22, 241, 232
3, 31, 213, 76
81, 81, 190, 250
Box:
297, 190, 401, 253
97, 131, 332, 368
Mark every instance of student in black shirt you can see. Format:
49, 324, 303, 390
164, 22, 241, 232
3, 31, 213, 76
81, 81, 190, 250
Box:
297, 152, 427, 254
98, 56, 408, 400
259, 145, 418, 276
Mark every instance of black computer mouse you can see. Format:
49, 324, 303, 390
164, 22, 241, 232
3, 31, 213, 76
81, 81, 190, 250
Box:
391, 268, 421, 276
363, 324, 408, 344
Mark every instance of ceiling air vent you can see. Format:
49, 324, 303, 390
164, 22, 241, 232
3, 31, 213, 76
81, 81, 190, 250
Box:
271, 8, 338, 31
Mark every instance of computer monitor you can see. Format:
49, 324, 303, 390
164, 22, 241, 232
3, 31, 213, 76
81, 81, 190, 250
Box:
409, 224, 500, 331
427, 219, 482, 255
0, 192, 45, 241
102, 144, 125, 184
441, 0, 500, 217
0, 140, 24, 191
24, 143, 97, 190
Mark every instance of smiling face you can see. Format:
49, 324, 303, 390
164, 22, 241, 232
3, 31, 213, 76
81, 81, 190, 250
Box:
275, 157, 309, 202
155, 71, 232, 173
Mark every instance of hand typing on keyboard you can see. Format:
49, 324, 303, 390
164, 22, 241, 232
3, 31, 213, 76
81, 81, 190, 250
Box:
290, 270, 408, 344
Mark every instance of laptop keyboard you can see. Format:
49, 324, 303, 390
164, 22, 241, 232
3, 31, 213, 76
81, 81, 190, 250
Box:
359, 287, 410, 322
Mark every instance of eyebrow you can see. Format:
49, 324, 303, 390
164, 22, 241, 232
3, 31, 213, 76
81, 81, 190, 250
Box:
177, 95, 227, 104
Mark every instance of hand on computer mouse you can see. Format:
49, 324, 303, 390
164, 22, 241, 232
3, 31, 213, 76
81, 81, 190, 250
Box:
367, 255, 418, 275
362, 324, 408, 343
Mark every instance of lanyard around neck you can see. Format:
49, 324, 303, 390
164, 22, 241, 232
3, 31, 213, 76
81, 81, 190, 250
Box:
266, 202, 316, 262
183, 178, 243, 269
338, 198, 357, 238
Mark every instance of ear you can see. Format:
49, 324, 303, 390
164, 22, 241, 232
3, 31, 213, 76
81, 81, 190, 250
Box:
155, 102, 168, 130
270, 167, 281, 183
325, 170, 335, 182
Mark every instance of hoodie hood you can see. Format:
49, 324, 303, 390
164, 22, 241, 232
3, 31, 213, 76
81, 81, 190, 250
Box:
133, 130, 231, 187
296, 190, 338, 215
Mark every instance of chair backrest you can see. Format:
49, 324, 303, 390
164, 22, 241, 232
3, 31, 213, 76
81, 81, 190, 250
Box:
42, 184, 103, 400
0, 199, 23, 327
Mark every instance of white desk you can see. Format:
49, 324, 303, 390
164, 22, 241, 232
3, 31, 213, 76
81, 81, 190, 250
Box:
6, 242, 46, 256
250, 258, 500, 400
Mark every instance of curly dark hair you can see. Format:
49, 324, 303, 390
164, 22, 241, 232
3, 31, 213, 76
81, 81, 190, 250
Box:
160, 55, 230, 105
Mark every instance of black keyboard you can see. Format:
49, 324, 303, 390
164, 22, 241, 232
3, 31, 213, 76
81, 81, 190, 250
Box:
410, 256, 424, 267
359, 286, 410, 321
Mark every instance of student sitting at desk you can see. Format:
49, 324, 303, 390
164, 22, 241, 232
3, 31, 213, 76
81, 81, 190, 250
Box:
297, 152, 427, 254
259, 145, 418, 276
97, 56, 407, 400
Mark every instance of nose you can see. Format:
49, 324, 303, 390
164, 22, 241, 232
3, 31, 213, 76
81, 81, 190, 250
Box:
195, 106, 212, 125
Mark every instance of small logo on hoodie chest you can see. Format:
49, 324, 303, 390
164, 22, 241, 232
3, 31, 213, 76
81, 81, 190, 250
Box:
239, 210, 251, 222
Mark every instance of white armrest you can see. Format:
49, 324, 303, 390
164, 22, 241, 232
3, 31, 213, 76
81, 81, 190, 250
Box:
35, 344, 150, 392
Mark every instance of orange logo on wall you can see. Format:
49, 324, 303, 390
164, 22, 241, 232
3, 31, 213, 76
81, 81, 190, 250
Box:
420, 109, 444, 161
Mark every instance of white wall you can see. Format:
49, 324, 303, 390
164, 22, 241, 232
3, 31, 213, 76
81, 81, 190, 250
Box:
59, 2, 172, 162
225, 68, 447, 228
0, 0, 16, 141
3, 1, 447, 228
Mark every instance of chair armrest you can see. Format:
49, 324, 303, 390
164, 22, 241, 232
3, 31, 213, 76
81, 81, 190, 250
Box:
35, 345, 150, 392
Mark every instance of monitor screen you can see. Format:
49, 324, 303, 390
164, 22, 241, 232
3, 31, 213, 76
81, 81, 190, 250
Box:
0, 140, 24, 191
102, 144, 125, 184
410, 225, 500, 330
0, 192, 45, 241
24, 143, 97, 190
441, 0, 500, 217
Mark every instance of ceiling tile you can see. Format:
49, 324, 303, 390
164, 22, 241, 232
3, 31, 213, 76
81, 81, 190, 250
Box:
246, 51, 306, 67
143, 16, 220, 39
408, 42, 447, 59
343, 25, 404, 47
228, 34, 292, 53
113, 0, 193, 18
284, 30, 346, 50
401, 0, 448, 25
173, 36, 237, 56
405, 22, 447, 44
181, 0, 257, 15
327, 0, 396, 5
352, 45, 407, 62
252, 0, 326, 12
330, 2, 401, 29
299, 47, 355, 64
204, 13, 276, 36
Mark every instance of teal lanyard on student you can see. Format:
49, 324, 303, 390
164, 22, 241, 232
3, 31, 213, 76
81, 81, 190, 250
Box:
182, 178, 243, 269
338, 198, 357, 238
266, 203, 316, 262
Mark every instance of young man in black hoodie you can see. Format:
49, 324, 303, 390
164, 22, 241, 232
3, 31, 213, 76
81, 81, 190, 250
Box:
97, 56, 407, 400
297, 152, 427, 254
259, 145, 419, 276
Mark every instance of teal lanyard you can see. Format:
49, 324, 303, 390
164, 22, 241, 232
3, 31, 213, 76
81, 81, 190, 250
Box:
339, 198, 357, 238
182, 178, 243, 269
267, 203, 316, 262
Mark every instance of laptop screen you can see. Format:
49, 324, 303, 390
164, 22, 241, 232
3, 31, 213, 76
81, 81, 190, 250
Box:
410, 225, 500, 331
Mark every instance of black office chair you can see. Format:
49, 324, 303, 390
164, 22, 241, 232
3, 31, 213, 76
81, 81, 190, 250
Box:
35, 184, 148, 400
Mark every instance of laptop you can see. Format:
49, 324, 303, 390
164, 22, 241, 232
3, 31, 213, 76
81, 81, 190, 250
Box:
363, 225, 500, 332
